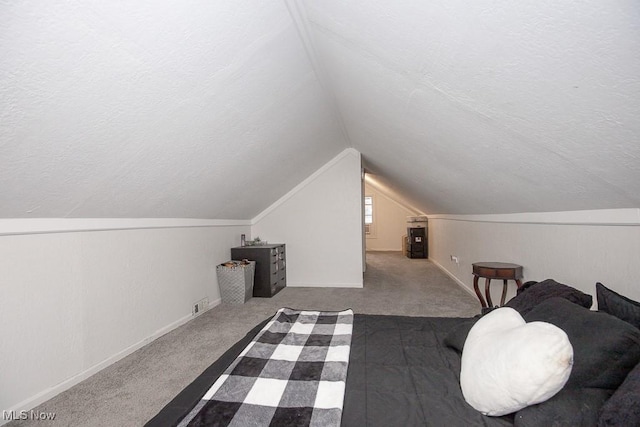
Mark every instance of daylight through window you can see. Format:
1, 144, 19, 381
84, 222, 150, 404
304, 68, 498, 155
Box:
364, 196, 373, 224
364, 196, 374, 235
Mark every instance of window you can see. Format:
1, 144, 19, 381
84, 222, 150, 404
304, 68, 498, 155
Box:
364, 196, 374, 235
364, 196, 373, 224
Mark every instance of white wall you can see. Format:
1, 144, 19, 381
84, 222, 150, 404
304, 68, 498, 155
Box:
0, 223, 249, 416
252, 148, 364, 287
429, 209, 640, 307
364, 182, 419, 251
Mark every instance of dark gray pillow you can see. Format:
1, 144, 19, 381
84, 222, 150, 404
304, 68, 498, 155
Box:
443, 317, 479, 352
505, 278, 593, 315
514, 388, 611, 427
598, 361, 640, 426
597, 282, 640, 330
524, 297, 640, 391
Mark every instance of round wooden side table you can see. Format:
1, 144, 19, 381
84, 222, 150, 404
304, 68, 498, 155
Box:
472, 262, 523, 308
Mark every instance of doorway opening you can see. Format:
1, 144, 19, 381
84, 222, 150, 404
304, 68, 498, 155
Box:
362, 173, 428, 259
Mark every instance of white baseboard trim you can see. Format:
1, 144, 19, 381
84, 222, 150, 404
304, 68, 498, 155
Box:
287, 282, 363, 288
430, 258, 477, 299
4, 298, 222, 421
208, 298, 222, 309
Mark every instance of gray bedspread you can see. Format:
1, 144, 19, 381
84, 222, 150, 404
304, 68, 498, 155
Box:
342, 314, 513, 427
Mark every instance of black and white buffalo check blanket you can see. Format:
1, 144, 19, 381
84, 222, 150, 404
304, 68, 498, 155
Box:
178, 308, 354, 427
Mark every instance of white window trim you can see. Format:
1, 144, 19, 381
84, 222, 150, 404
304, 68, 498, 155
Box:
364, 194, 376, 238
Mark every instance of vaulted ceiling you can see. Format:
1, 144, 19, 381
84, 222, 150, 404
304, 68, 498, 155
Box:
2, 0, 639, 218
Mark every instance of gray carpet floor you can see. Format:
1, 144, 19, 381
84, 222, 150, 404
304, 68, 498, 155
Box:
9, 252, 480, 426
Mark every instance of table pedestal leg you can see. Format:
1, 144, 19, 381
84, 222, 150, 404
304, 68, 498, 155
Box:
500, 279, 508, 306
485, 278, 493, 307
473, 275, 487, 308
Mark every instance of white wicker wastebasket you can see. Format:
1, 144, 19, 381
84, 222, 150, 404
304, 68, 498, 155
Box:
216, 261, 255, 304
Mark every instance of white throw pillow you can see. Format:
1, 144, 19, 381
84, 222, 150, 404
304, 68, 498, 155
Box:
460, 307, 573, 416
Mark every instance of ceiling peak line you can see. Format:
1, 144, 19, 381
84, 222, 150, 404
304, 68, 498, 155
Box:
303, 17, 511, 125
302, 16, 601, 156
283, 0, 353, 149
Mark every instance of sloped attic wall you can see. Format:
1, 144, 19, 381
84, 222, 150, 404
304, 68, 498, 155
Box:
300, 0, 640, 215
4, 0, 639, 220
1, 1, 348, 219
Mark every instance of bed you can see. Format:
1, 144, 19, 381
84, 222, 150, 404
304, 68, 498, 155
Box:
147, 280, 640, 427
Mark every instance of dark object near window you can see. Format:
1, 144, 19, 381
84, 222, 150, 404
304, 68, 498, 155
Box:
505, 278, 592, 315
598, 361, 640, 427
523, 297, 640, 391
517, 297, 640, 425
596, 282, 640, 330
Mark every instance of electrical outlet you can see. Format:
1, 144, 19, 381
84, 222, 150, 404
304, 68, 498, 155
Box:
192, 298, 209, 316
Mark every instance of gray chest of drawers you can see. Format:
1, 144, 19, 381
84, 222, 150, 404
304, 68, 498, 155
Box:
230, 244, 286, 297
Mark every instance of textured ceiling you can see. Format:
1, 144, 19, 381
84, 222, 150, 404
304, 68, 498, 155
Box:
1, 1, 639, 219
302, 0, 640, 214
0, 1, 347, 219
